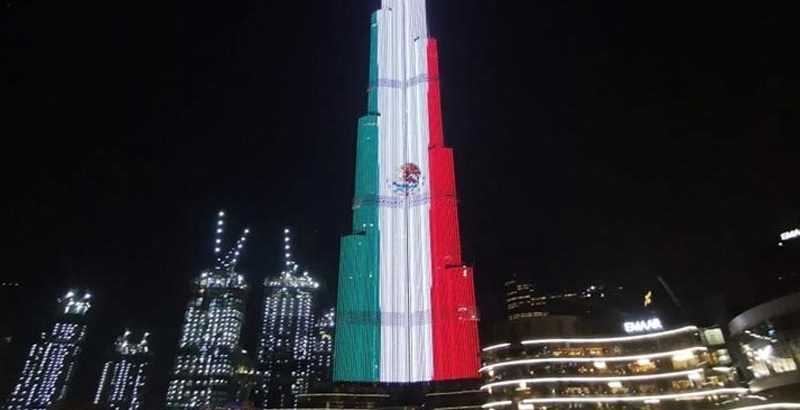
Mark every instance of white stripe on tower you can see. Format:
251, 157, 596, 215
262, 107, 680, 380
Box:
377, 0, 433, 382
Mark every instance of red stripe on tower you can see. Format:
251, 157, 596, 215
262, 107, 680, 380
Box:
427, 39, 481, 380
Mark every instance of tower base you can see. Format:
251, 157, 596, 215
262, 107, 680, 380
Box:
297, 379, 485, 410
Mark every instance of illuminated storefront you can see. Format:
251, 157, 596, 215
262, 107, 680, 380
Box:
729, 291, 800, 402
481, 319, 745, 409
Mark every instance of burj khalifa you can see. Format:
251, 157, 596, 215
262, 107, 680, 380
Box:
334, 0, 480, 383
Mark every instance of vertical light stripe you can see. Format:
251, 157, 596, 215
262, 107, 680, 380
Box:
332, 11, 381, 381
376, 1, 433, 382
337, 0, 481, 383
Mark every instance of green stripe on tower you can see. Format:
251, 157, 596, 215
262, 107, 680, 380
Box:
333, 11, 381, 382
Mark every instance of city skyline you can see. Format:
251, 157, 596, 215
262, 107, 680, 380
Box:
2, 0, 798, 408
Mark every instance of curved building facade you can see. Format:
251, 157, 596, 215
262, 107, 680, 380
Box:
481, 320, 745, 409
728, 291, 800, 402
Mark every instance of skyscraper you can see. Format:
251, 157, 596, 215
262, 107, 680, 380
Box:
309, 308, 335, 387
165, 211, 252, 409
4, 290, 92, 410
257, 228, 319, 409
334, 0, 480, 383
93, 330, 152, 410
504, 275, 538, 320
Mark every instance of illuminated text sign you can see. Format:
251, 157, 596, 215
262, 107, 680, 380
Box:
780, 228, 800, 241
624, 318, 663, 333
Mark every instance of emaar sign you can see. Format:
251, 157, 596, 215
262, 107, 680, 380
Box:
623, 318, 663, 333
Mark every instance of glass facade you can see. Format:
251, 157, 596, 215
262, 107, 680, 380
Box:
729, 291, 800, 399
737, 322, 799, 379
481, 324, 744, 409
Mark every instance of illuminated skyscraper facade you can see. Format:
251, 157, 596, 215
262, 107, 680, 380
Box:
257, 229, 319, 409
309, 308, 335, 387
4, 291, 92, 410
505, 275, 538, 320
334, 0, 480, 383
93, 330, 151, 410
165, 211, 252, 409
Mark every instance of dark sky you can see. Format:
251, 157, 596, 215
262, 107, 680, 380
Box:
1, 0, 798, 407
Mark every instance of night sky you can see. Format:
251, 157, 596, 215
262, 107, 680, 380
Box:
1, 0, 798, 408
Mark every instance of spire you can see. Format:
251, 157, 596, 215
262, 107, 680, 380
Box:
211, 210, 250, 273
221, 227, 250, 272
283, 228, 294, 271
60, 290, 92, 315
213, 210, 225, 262
266, 228, 318, 288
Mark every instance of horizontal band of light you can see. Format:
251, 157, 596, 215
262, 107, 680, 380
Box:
426, 390, 482, 397
729, 404, 800, 410
481, 346, 707, 372
520, 326, 698, 345
481, 369, 703, 390
712, 366, 736, 372
481, 400, 513, 408
482, 343, 511, 352
519, 388, 749, 404
298, 393, 391, 398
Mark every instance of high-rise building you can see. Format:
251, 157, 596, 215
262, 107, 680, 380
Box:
4, 290, 92, 410
257, 228, 319, 408
334, 0, 480, 383
503, 273, 636, 322
504, 275, 538, 320
309, 307, 335, 387
165, 211, 252, 409
93, 330, 152, 410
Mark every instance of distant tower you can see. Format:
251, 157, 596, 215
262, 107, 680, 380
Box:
309, 308, 335, 387
93, 330, 152, 410
165, 211, 252, 409
504, 274, 538, 320
257, 228, 319, 409
4, 290, 92, 410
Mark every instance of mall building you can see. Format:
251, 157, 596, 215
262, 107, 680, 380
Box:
481, 315, 747, 410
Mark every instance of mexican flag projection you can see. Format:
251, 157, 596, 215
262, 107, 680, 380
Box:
333, 0, 480, 383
